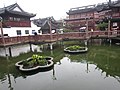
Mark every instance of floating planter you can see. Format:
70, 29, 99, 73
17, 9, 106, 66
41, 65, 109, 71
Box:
64, 45, 88, 53
15, 54, 54, 72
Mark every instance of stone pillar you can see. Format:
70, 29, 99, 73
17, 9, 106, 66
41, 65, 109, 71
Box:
85, 40, 88, 46
110, 39, 112, 46
4, 47, 8, 57
8, 47, 12, 57
29, 43, 32, 52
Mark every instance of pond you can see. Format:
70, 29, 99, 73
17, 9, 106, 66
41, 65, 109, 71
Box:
0, 41, 120, 90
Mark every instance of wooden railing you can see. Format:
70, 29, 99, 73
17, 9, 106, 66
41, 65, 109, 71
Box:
0, 31, 120, 46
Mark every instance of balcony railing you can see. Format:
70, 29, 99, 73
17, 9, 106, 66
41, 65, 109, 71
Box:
4, 21, 31, 27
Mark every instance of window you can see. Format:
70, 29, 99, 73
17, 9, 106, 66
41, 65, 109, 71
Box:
38, 30, 41, 33
9, 17, 13, 21
32, 30, 35, 34
16, 18, 20, 21
113, 22, 117, 27
16, 30, 21, 35
25, 30, 29, 34
14, 17, 17, 21
4, 34, 8, 36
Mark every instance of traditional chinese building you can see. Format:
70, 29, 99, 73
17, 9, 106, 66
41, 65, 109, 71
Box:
65, 5, 99, 31
33, 17, 58, 34
0, 3, 39, 37
65, 0, 120, 33
96, 0, 120, 32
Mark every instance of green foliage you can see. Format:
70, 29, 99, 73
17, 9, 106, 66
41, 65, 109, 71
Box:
27, 60, 35, 67
23, 60, 29, 66
67, 45, 85, 51
38, 60, 47, 66
23, 54, 48, 68
97, 22, 108, 31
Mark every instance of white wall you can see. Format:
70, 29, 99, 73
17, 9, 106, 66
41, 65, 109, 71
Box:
0, 22, 41, 37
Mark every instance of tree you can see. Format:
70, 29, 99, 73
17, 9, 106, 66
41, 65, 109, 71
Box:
97, 22, 108, 31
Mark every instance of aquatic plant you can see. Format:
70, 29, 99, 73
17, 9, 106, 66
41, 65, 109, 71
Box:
23, 54, 48, 68
66, 45, 86, 51
15, 54, 54, 71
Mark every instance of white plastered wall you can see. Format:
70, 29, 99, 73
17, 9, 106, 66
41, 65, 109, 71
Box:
0, 22, 41, 37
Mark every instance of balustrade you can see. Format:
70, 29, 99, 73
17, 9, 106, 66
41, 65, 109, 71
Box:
0, 31, 120, 46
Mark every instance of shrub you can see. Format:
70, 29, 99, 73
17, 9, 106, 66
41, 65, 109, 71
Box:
97, 22, 108, 31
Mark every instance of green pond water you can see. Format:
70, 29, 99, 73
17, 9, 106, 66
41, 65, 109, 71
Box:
0, 41, 120, 90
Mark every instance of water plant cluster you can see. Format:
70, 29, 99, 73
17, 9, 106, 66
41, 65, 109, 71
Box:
23, 54, 48, 68
66, 45, 86, 51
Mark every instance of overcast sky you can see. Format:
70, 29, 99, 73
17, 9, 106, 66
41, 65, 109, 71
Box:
0, 0, 117, 20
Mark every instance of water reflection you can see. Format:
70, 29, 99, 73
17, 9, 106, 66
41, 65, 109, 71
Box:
0, 61, 18, 90
52, 66, 57, 80
86, 63, 90, 73
8, 74, 14, 90
0, 44, 120, 90
0, 44, 41, 57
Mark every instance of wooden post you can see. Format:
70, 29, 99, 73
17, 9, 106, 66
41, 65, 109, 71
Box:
48, 18, 53, 41
108, 20, 111, 37
0, 17, 7, 57
0, 17, 5, 46
86, 18, 88, 38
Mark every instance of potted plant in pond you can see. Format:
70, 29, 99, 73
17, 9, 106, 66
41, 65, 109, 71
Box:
15, 54, 54, 72
64, 45, 88, 53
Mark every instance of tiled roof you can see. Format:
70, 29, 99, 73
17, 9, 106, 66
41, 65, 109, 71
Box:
67, 5, 96, 15
109, 1, 120, 7
33, 17, 58, 30
67, 1, 120, 14
0, 3, 36, 17
96, 1, 120, 12
95, 3, 110, 12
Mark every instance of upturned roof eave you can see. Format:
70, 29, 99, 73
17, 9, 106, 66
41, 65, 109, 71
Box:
67, 9, 96, 15
1, 10, 36, 17
0, 3, 36, 17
